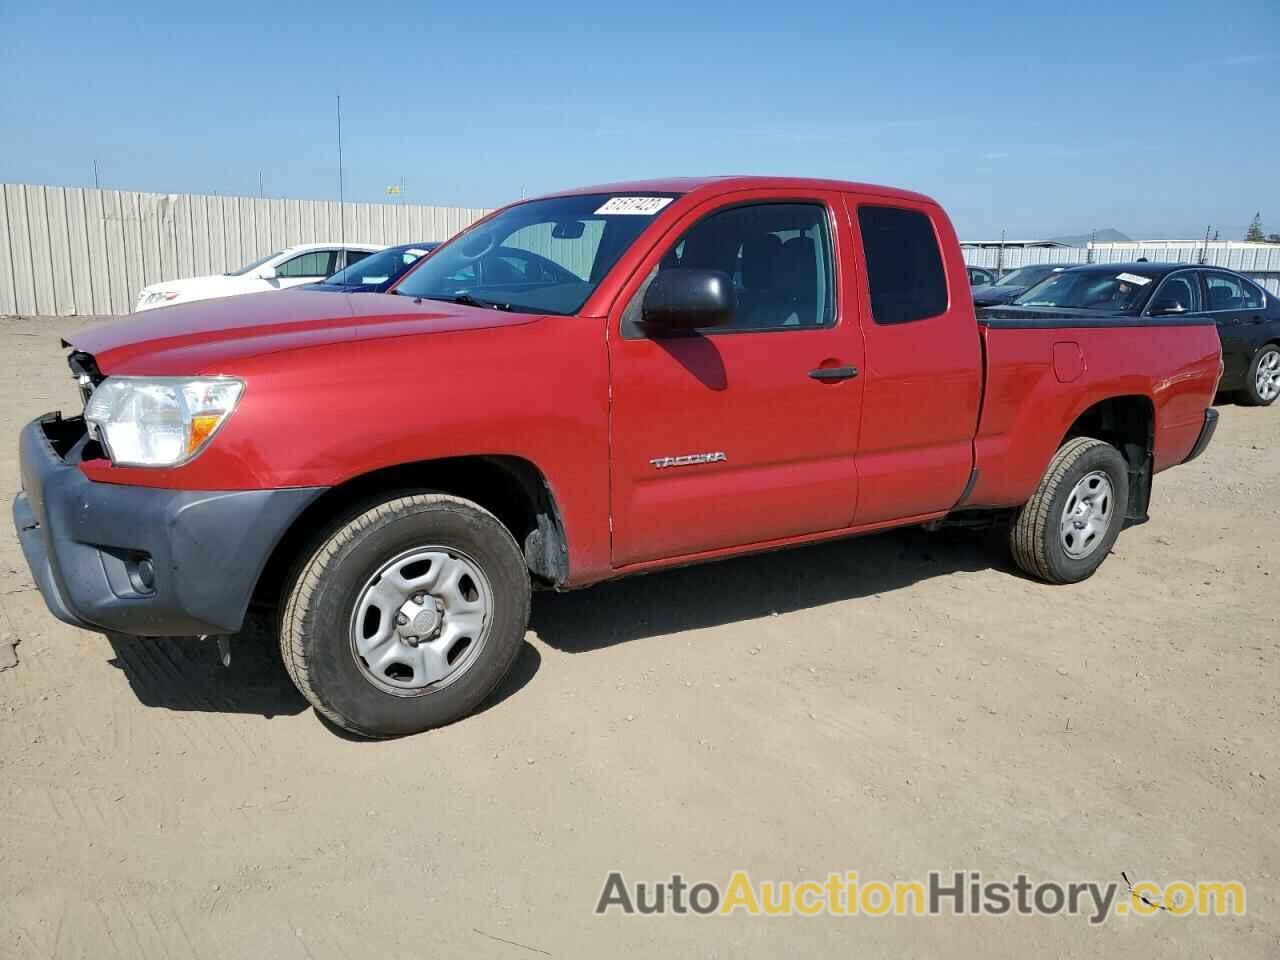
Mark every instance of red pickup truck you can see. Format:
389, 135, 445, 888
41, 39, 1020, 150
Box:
14, 177, 1221, 737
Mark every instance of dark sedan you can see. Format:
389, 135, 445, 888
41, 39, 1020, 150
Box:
982, 262, 1280, 405
971, 263, 1074, 307
310, 242, 439, 293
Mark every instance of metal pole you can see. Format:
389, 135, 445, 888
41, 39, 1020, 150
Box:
996, 228, 1005, 277
337, 95, 345, 247
93, 160, 100, 190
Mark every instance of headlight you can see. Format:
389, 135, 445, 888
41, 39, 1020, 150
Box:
85, 377, 244, 467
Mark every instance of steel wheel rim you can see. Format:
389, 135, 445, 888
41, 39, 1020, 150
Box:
1257, 349, 1280, 402
1059, 470, 1113, 560
349, 546, 493, 696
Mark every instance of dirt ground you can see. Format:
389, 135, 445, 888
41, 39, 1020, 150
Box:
0, 313, 1275, 958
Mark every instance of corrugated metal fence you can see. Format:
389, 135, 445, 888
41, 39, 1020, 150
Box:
0, 183, 490, 316
5, 181, 1280, 315
962, 244, 1280, 295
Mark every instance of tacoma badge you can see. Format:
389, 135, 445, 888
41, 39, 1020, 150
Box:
649, 452, 727, 469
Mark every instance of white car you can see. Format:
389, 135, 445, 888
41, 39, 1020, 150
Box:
134, 242, 382, 311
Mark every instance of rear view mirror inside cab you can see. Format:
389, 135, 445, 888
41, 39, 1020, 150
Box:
552, 220, 586, 240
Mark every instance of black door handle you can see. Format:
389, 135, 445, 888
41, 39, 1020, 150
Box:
808, 366, 859, 382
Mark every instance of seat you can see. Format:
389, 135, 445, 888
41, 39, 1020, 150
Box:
740, 234, 781, 292
1207, 284, 1236, 311
775, 236, 818, 326
735, 234, 782, 327
1157, 278, 1194, 313
735, 234, 819, 329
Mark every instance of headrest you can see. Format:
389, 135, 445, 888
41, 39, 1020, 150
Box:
1207, 285, 1234, 310
741, 234, 782, 290
778, 236, 816, 282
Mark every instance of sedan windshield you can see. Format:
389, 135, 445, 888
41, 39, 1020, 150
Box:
392, 193, 678, 315
225, 251, 282, 276
323, 244, 436, 289
1014, 270, 1155, 312
996, 264, 1061, 287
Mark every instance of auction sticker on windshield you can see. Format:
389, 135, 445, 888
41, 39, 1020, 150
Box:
1115, 272, 1152, 285
595, 197, 674, 216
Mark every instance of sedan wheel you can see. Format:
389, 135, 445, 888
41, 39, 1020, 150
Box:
1244, 345, 1280, 406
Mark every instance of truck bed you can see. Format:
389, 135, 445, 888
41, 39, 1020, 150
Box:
965, 314, 1221, 510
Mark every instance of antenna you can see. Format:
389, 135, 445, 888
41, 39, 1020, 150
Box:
337, 94, 346, 247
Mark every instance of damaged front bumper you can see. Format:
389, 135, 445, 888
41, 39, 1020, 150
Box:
13, 413, 323, 636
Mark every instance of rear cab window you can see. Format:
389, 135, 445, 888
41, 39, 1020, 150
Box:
856, 205, 948, 324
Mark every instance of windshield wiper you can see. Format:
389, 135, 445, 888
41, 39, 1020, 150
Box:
417, 293, 512, 311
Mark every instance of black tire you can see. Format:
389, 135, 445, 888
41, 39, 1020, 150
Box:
280, 493, 530, 737
1009, 437, 1129, 584
1238, 344, 1280, 407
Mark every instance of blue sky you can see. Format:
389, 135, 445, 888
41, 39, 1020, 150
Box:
2, 0, 1276, 239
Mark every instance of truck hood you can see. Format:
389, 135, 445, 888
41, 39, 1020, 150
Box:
71, 289, 539, 375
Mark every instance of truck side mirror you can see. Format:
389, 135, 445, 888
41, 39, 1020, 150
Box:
640, 269, 735, 333
257, 265, 278, 281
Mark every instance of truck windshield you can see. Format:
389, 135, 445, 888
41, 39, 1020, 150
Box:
392, 193, 678, 315
1014, 270, 1153, 313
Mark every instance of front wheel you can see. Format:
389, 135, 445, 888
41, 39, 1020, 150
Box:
1009, 437, 1129, 584
1240, 344, 1280, 406
280, 493, 531, 737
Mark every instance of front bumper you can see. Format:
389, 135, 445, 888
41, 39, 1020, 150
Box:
1181, 408, 1219, 465
13, 413, 324, 636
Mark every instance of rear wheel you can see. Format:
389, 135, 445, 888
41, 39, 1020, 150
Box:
1240, 344, 1280, 406
1009, 437, 1129, 584
280, 493, 530, 737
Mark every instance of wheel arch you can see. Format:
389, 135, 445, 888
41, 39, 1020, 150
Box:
1060, 394, 1155, 524
252, 455, 569, 609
